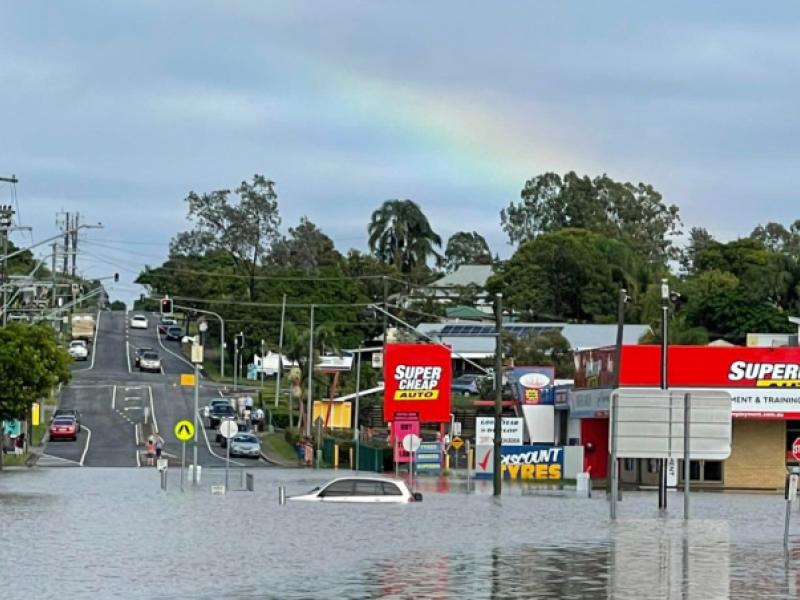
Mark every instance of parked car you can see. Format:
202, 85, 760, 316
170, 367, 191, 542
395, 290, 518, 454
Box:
206, 403, 236, 429
451, 374, 482, 396
229, 433, 261, 458
134, 347, 154, 368
203, 399, 232, 419
139, 351, 162, 373
130, 314, 148, 329
165, 325, 183, 341
53, 408, 81, 429
289, 477, 422, 503
68, 340, 89, 361
158, 317, 178, 334
217, 420, 251, 446
49, 416, 79, 441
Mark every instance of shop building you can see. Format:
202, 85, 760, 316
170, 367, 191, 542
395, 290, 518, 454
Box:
572, 344, 800, 491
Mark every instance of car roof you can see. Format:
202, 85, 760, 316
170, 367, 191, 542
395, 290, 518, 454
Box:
132, 314, 147, 319
53, 415, 76, 421
324, 476, 403, 484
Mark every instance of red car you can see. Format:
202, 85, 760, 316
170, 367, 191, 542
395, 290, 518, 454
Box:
49, 416, 79, 441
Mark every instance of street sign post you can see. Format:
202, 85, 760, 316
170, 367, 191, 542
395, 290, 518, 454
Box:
175, 420, 195, 493
402, 434, 421, 486
220, 419, 238, 492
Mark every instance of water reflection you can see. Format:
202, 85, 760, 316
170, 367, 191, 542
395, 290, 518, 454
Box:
2, 469, 800, 599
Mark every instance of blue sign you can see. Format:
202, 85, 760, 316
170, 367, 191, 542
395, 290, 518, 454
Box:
2, 420, 21, 437
415, 441, 442, 473
513, 366, 555, 405
475, 445, 564, 480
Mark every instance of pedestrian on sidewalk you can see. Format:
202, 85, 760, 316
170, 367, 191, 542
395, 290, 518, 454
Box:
14, 433, 24, 456
146, 436, 155, 466
155, 435, 164, 461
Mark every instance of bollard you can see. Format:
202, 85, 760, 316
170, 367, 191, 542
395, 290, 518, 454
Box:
278, 485, 286, 505
334, 444, 339, 469
246, 472, 254, 492
160, 469, 167, 491
316, 449, 322, 469
785, 467, 800, 547
349, 447, 354, 469
576, 472, 591, 499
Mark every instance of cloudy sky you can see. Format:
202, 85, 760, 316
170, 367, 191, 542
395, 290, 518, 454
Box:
2, 2, 799, 303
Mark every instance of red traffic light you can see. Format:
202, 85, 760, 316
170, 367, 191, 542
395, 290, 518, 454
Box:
160, 297, 173, 315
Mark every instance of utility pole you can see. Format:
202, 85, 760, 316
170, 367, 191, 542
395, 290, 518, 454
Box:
71, 212, 79, 278
0, 204, 14, 327
609, 288, 628, 513
62, 212, 70, 275
275, 294, 286, 410
659, 278, 669, 510
305, 305, 315, 437
493, 293, 503, 497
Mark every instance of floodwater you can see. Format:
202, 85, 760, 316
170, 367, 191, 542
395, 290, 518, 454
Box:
2, 467, 800, 599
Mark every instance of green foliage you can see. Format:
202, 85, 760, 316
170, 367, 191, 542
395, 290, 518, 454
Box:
109, 300, 126, 311
487, 229, 647, 322
270, 216, 342, 272
368, 199, 442, 272
444, 231, 491, 271
504, 330, 575, 377
0, 324, 71, 422
500, 171, 681, 263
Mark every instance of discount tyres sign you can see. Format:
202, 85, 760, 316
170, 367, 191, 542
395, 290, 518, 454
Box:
384, 343, 452, 422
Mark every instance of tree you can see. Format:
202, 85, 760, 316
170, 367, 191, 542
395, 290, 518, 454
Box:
0, 324, 71, 468
270, 217, 341, 272
444, 231, 492, 271
504, 330, 575, 377
487, 229, 647, 322
500, 172, 681, 262
170, 174, 281, 298
680, 227, 714, 274
109, 300, 126, 311
368, 199, 442, 273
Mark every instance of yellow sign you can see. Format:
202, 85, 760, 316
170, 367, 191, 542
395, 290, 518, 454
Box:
32, 402, 40, 426
174, 420, 195, 441
180, 373, 196, 387
393, 390, 440, 400
312, 400, 352, 429
451, 436, 464, 450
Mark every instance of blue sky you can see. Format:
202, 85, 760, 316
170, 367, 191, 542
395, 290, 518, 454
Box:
2, 2, 799, 303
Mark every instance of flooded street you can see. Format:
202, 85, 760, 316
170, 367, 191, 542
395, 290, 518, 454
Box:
2, 468, 800, 599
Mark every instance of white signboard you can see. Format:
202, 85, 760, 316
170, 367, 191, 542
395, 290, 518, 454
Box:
611, 389, 732, 460
476, 417, 524, 446
219, 419, 239, 439
372, 352, 383, 369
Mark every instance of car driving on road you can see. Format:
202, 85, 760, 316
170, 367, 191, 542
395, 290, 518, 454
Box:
165, 325, 183, 341
158, 317, 178, 334
49, 416, 80, 441
68, 340, 89, 361
217, 420, 251, 447
289, 477, 422, 503
53, 408, 81, 429
130, 314, 148, 329
139, 351, 162, 373
229, 433, 261, 458
206, 403, 236, 429
134, 346, 154, 368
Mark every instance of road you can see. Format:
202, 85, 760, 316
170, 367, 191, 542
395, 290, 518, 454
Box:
42, 310, 268, 469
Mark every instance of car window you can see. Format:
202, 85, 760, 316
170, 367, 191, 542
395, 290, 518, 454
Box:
235, 435, 258, 443
319, 480, 354, 497
354, 481, 383, 496
142, 352, 159, 359
53, 418, 75, 425
381, 482, 403, 496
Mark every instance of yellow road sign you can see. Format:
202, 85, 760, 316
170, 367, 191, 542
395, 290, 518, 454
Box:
451, 436, 464, 450
174, 420, 195, 441
180, 373, 196, 387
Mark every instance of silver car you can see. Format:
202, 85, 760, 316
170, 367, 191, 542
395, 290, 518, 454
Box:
139, 351, 162, 373
229, 433, 261, 458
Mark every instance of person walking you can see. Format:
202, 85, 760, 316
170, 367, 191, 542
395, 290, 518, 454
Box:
146, 436, 155, 466
155, 435, 164, 461
14, 433, 24, 456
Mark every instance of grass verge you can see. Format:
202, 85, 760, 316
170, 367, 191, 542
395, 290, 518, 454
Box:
261, 432, 299, 463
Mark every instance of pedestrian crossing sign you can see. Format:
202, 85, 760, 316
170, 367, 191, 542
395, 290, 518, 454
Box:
174, 420, 195, 441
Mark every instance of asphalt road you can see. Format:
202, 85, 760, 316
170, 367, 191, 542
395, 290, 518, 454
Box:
42, 310, 267, 469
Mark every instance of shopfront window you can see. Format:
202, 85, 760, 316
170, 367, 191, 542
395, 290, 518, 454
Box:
679, 460, 723, 483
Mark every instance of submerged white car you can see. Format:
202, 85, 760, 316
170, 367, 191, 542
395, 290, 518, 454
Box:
289, 477, 422, 503
130, 314, 148, 329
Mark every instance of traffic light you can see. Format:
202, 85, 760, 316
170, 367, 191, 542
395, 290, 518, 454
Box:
114, 273, 119, 282
160, 297, 173, 316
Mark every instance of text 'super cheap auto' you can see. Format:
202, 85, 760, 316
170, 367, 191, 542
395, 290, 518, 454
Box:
384, 343, 452, 422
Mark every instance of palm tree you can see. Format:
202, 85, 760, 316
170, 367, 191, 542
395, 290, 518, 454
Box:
368, 199, 442, 272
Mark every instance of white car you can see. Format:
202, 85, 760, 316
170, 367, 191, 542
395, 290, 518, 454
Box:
289, 477, 422, 503
139, 351, 162, 373
130, 315, 148, 329
68, 340, 89, 361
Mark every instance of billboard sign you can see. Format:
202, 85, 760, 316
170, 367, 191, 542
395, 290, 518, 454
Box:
475, 417, 524, 446
392, 417, 420, 464
475, 445, 564, 480
611, 388, 732, 460
620, 345, 800, 418
383, 343, 452, 422
513, 366, 555, 405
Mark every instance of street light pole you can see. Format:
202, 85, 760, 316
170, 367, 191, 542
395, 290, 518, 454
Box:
193, 320, 208, 484
305, 305, 315, 437
493, 293, 503, 497
274, 294, 286, 408
659, 278, 669, 510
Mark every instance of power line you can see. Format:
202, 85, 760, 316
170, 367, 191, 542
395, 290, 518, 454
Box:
171, 295, 374, 309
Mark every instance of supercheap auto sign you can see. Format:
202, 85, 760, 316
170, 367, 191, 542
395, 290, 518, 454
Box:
384, 343, 452, 422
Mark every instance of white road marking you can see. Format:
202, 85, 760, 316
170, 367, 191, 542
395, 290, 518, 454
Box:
148, 386, 158, 434
39, 453, 82, 466
157, 332, 199, 375
197, 410, 246, 467
111, 385, 116, 410
79, 425, 92, 466
126, 340, 132, 373
135, 423, 140, 445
